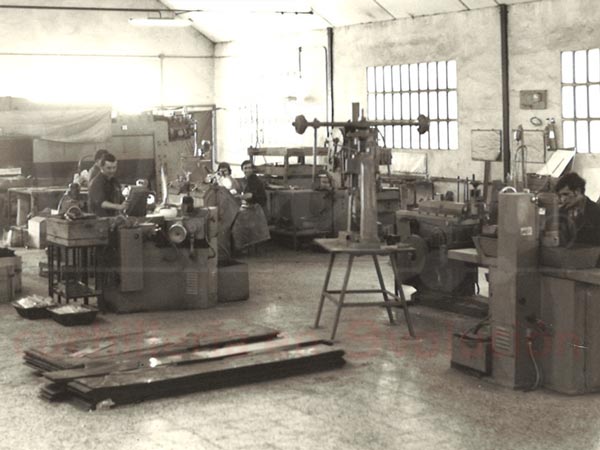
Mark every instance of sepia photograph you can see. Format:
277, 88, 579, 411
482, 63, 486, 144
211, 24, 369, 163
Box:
0, 0, 598, 449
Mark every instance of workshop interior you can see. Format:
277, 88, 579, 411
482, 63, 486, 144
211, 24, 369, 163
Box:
1, 0, 600, 449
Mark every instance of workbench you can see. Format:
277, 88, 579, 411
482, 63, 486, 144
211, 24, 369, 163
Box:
6, 187, 85, 226
447, 247, 497, 267
46, 217, 108, 309
248, 147, 328, 185
313, 238, 416, 340
449, 245, 600, 394
448, 246, 600, 284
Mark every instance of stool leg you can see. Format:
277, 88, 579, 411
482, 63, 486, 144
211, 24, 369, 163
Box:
48, 245, 54, 298
331, 254, 354, 341
390, 255, 415, 338
315, 253, 336, 328
372, 255, 394, 324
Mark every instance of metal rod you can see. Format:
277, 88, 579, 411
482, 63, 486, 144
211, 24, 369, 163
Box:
310, 118, 421, 128
312, 128, 318, 182
0, 51, 216, 59
0, 4, 314, 15
500, 4, 511, 182
327, 27, 334, 123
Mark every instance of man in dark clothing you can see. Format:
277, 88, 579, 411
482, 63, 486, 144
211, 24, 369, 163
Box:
240, 159, 267, 207
232, 160, 270, 250
88, 152, 127, 217
87, 148, 109, 184
555, 172, 600, 246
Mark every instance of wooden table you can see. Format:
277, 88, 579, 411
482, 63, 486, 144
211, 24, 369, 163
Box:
7, 187, 66, 226
313, 238, 416, 340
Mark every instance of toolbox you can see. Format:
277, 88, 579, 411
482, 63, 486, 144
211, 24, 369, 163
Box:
451, 326, 492, 375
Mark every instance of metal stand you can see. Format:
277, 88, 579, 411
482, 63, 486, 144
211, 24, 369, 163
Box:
47, 244, 105, 310
314, 238, 416, 340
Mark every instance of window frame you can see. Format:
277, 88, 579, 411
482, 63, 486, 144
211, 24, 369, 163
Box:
366, 59, 459, 151
561, 48, 600, 153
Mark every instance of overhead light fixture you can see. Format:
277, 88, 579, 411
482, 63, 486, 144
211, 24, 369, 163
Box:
129, 17, 192, 27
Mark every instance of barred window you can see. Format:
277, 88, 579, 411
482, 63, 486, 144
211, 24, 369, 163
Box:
561, 48, 600, 153
366, 60, 458, 150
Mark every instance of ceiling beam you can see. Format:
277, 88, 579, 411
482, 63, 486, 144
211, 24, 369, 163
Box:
309, 5, 334, 27
457, 0, 471, 10
372, 0, 397, 20
0, 3, 314, 15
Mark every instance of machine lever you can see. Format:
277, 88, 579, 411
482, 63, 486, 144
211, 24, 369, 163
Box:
571, 344, 588, 350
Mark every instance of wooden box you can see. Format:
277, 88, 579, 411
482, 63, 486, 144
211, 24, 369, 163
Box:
46, 217, 109, 247
0, 256, 22, 303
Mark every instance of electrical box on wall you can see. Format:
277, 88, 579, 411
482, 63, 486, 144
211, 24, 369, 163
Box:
520, 90, 547, 109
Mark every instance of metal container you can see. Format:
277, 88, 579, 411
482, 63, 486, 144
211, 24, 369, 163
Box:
472, 236, 498, 258
49, 305, 98, 326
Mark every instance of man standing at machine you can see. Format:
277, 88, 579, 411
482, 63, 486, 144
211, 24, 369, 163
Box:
87, 148, 109, 184
555, 171, 600, 245
88, 152, 128, 217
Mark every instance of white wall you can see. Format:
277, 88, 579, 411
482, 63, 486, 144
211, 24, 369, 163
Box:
334, 6, 502, 180
214, 0, 600, 183
214, 31, 329, 169
0, 0, 215, 111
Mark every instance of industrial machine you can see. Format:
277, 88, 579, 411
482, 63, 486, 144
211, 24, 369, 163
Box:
452, 188, 600, 394
394, 177, 488, 315
291, 104, 430, 247
102, 207, 218, 313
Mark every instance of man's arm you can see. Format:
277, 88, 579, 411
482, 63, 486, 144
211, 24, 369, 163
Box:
101, 200, 127, 212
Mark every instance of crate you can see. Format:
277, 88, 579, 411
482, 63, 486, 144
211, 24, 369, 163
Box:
49, 305, 98, 326
0, 256, 22, 302
46, 217, 109, 247
6, 226, 26, 248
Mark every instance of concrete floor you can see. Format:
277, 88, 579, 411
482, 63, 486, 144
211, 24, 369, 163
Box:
1, 243, 600, 450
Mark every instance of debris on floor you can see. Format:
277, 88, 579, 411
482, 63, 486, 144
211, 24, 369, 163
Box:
12, 295, 57, 319
24, 323, 345, 410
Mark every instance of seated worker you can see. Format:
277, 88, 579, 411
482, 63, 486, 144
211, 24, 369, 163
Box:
232, 160, 270, 250
88, 152, 128, 217
555, 171, 600, 246
87, 148, 110, 184
214, 162, 241, 195
240, 159, 266, 208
